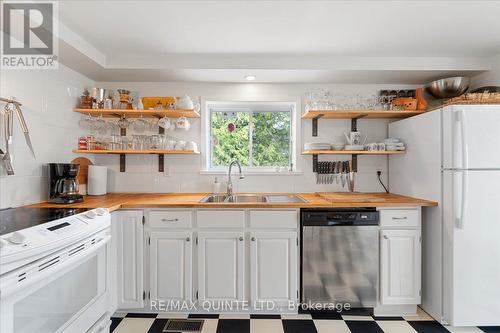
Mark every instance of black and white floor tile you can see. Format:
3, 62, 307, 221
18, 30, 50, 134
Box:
110, 308, 500, 333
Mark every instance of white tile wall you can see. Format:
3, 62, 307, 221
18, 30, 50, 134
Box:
0, 65, 95, 208
1, 76, 417, 208
93, 82, 412, 195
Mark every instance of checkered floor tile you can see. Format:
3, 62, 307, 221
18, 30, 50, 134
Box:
110, 309, 500, 333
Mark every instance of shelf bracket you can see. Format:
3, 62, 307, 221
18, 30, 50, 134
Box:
119, 126, 127, 172
312, 154, 318, 172
351, 115, 367, 132
158, 154, 164, 172
120, 154, 126, 172
312, 114, 323, 137
158, 126, 165, 172
351, 118, 358, 132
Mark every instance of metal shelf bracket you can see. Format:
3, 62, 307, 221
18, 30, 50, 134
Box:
312, 114, 323, 137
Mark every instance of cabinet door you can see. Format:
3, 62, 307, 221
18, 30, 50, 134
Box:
250, 232, 298, 306
115, 210, 144, 309
380, 229, 421, 305
197, 232, 245, 303
150, 231, 193, 302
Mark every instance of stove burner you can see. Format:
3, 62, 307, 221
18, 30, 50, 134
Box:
0, 207, 88, 235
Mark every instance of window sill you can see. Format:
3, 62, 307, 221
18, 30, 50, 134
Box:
199, 170, 304, 176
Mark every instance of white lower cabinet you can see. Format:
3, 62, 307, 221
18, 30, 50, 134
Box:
114, 210, 144, 309
197, 231, 245, 303
141, 208, 298, 310
250, 232, 298, 306
150, 231, 193, 302
380, 228, 421, 305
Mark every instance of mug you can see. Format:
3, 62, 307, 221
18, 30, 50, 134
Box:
176, 117, 190, 131
158, 117, 171, 129
366, 143, 378, 151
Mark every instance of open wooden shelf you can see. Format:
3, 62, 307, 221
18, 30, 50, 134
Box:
302, 109, 428, 119
74, 108, 200, 119
302, 150, 406, 155
73, 149, 200, 155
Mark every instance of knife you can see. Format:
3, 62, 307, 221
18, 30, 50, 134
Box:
13, 103, 36, 159
341, 161, 346, 187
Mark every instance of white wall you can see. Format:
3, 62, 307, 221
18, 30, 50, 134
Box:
92, 82, 417, 194
0, 65, 94, 208
471, 54, 500, 88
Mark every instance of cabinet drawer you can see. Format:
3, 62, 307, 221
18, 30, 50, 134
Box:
380, 209, 420, 228
249, 210, 297, 229
196, 210, 245, 228
149, 210, 192, 229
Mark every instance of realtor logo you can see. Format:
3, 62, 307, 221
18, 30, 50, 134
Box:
1, 1, 58, 69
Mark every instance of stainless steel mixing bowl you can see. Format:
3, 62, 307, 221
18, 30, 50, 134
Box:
425, 76, 470, 99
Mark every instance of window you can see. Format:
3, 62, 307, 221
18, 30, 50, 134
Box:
207, 102, 295, 172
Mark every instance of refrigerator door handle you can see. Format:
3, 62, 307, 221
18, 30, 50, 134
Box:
455, 109, 469, 169
455, 170, 468, 229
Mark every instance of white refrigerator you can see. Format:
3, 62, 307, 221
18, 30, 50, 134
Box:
389, 104, 500, 326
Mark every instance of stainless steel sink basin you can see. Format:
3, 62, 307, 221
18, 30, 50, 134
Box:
200, 194, 228, 203
226, 195, 268, 203
266, 195, 307, 203
199, 194, 307, 204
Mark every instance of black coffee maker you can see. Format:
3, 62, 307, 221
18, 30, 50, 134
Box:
48, 163, 84, 204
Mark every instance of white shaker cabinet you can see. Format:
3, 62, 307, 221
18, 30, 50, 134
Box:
250, 232, 298, 306
114, 210, 144, 309
197, 231, 245, 303
150, 231, 193, 302
380, 212, 421, 305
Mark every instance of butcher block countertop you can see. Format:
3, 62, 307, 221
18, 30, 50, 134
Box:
25, 192, 437, 211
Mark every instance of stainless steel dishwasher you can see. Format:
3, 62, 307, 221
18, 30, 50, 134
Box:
301, 208, 379, 309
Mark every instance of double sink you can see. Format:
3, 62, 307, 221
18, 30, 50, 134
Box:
200, 194, 307, 204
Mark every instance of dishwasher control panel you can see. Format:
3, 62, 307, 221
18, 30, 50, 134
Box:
301, 208, 379, 226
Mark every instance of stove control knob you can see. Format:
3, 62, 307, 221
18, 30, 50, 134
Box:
85, 211, 97, 219
9, 232, 27, 244
95, 208, 108, 216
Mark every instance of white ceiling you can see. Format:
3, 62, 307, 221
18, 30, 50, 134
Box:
57, 0, 500, 83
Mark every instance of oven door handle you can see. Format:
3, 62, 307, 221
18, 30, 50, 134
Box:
0, 235, 110, 298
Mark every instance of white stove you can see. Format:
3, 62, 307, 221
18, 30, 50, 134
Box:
0, 208, 112, 333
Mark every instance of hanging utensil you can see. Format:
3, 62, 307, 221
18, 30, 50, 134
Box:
341, 161, 346, 188
12, 102, 36, 158
330, 162, 335, 184
348, 160, 355, 192
3, 106, 15, 175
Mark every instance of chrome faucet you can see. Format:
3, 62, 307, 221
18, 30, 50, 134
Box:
227, 160, 244, 196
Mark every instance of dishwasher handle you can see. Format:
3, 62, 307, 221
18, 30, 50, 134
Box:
302, 219, 379, 226
327, 220, 379, 226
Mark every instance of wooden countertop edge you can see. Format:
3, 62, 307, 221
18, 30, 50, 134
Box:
24, 192, 437, 210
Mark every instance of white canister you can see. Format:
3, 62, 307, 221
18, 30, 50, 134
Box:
88, 165, 107, 196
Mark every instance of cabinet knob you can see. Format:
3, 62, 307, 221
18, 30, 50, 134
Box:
251, 237, 256, 241
383, 235, 389, 239
392, 216, 407, 220
186, 237, 190, 242
239, 236, 244, 241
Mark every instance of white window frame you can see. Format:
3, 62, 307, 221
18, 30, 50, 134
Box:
204, 101, 297, 173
